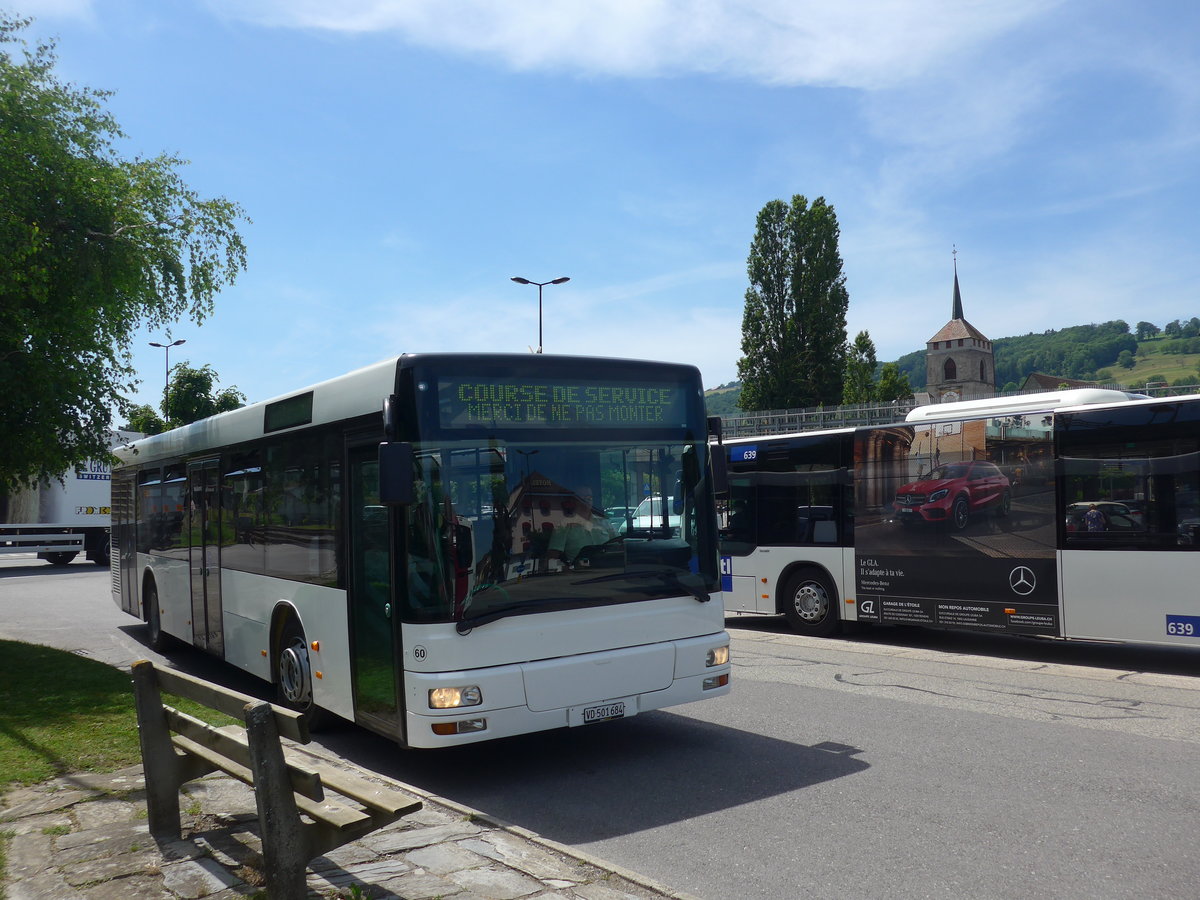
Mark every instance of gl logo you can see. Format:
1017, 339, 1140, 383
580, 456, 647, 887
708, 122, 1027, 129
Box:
1009, 566, 1037, 596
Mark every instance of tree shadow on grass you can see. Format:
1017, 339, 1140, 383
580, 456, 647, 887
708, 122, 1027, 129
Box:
0, 640, 140, 786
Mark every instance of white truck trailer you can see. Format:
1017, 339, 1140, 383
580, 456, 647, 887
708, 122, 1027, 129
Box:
0, 432, 140, 567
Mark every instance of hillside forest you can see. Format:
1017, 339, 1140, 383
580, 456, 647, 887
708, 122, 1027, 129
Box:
706, 318, 1200, 416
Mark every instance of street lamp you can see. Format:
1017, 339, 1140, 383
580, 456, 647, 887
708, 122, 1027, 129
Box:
149, 339, 186, 421
510, 276, 570, 353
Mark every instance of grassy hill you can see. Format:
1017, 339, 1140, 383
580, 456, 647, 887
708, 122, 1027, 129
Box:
1107, 339, 1200, 388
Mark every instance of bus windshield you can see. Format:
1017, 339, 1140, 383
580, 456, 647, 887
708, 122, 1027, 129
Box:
401, 437, 718, 630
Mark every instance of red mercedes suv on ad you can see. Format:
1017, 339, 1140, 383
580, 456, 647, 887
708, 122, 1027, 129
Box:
894, 461, 1012, 530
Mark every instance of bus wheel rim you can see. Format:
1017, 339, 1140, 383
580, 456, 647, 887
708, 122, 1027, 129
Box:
279, 639, 311, 704
795, 583, 828, 622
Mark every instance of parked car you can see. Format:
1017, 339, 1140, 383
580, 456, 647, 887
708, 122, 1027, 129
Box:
605, 506, 637, 526
1177, 491, 1200, 545
618, 495, 682, 535
894, 461, 1011, 530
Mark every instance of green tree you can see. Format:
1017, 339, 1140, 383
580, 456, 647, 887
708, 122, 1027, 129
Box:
1136, 321, 1160, 341
875, 362, 913, 402
842, 331, 877, 404
165, 362, 246, 425
0, 16, 248, 493
736, 195, 848, 410
1117, 349, 1135, 369
124, 404, 165, 435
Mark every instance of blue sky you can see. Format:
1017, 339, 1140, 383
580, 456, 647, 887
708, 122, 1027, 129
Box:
13, 0, 1200, 410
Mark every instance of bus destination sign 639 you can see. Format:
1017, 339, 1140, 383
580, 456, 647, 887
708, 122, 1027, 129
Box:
437, 377, 690, 429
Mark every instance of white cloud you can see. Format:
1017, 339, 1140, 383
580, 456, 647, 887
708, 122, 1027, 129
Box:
358, 261, 745, 386
206, 0, 1052, 90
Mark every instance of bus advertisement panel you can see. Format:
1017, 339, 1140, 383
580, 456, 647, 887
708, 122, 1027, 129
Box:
852, 411, 1059, 634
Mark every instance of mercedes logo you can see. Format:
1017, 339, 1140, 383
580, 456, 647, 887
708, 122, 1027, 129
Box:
1009, 566, 1036, 596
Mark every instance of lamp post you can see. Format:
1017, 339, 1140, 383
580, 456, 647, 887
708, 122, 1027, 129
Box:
149, 339, 186, 421
510, 276, 570, 353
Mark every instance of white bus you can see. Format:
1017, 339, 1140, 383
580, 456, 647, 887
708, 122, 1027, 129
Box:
720, 388, 1200, 649
112, 353, 730, 748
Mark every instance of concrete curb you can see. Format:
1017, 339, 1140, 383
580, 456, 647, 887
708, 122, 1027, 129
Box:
397, 781, 703, 900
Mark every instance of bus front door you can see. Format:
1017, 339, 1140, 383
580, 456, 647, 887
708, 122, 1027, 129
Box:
348, 446, 403, 737
187, 459, 224, 656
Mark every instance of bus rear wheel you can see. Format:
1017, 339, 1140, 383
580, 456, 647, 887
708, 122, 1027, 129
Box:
275, 618, 328, 730
781, 569, 839, 637
144, 581, 171, 652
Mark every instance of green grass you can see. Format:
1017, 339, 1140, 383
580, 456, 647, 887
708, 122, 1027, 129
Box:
1120, 343, 1200, 387
0, 640, 236, 790
0, 641, 146, 787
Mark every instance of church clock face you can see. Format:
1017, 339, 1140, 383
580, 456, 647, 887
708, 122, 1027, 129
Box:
940, 390, 960, 403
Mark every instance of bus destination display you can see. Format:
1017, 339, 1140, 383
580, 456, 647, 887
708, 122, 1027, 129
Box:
437, 377, 691, 429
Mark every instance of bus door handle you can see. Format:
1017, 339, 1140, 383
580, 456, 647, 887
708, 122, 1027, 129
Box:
384, 603, 392, 619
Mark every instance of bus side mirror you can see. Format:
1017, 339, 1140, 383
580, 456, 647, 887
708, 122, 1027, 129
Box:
708, 416, 728, 498
711, 450, 728, 498
379, 442, 414, 506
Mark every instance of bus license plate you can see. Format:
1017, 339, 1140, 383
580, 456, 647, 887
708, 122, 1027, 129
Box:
576, 700, 628, 725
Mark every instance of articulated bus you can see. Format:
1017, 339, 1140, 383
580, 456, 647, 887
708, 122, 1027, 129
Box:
112, 353, 730, 748
720, 388, 1200, 649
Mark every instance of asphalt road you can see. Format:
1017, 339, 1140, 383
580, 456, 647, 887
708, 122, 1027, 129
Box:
4, 555, 1200, 899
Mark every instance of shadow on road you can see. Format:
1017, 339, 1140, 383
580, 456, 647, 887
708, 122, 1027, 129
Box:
728, 614, 1200, 678
0, 560, 104, 579
319, 709, 869, 844
123, 623, 870, 844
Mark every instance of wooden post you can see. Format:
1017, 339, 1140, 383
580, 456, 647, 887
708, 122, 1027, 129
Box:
130, 659, 182, 839
244, 700, 308, 900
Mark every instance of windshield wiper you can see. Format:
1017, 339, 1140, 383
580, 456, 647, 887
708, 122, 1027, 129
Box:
456, 596, 585, 634
577, 569, 711, 603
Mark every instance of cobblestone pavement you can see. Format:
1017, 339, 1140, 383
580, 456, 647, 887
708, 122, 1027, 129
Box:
1, 763, 694, 900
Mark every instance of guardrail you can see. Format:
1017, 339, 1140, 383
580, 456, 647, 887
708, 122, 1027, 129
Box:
717, 384, 1200, 437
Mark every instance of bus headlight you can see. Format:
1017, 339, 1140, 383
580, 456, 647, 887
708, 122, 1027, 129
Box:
706, 645, 730, 667
429, 685, 482, 709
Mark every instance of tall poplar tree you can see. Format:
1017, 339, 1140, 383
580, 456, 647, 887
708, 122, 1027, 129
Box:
736, 195, 848, 410
843, 330, 877, 404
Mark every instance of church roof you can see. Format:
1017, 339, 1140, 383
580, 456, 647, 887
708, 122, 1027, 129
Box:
1021, 373, 1099, 391
927, 261, 990, 344
928, 318, 990, 343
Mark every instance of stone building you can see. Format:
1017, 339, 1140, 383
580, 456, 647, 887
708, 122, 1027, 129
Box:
923, 261, 995, 402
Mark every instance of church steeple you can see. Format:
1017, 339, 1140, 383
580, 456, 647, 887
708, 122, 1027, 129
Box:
952, 251, 964, 320
924, 247, 995, 401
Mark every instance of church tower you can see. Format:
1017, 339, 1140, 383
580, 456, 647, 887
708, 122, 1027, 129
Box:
924, 255, 995, 402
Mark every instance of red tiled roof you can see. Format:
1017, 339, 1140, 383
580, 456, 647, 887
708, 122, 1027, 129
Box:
928, 318, 989, 343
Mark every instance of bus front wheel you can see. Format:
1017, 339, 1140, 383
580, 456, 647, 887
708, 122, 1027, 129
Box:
781, 569, 840, 637
275, 618, 328, 730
